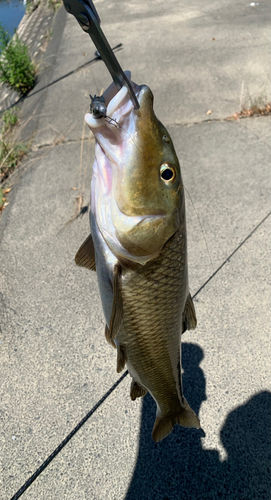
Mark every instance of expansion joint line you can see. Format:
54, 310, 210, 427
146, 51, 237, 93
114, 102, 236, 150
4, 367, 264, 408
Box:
10, 209, 271, 500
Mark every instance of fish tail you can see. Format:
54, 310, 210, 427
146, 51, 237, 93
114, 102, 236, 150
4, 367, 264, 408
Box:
152, 399, 200, 442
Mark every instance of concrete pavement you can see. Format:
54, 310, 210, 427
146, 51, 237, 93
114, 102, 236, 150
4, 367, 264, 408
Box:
0, 1, 270, 498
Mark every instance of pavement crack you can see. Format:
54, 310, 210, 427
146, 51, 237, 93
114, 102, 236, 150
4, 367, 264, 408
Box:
167, 112, 271, 129
33, 137, 93, 151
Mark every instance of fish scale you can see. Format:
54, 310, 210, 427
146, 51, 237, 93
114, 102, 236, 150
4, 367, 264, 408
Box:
117, 219, 188, 416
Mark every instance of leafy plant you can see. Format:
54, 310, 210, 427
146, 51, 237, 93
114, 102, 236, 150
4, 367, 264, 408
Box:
2, 108, 18, 133
0, 140, 27, 173
0, 107, 28, 213
0, 22, 10, 51
0, 22, 36, 95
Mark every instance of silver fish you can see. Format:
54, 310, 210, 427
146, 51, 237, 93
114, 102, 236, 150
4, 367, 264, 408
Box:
76, 75, 200, 442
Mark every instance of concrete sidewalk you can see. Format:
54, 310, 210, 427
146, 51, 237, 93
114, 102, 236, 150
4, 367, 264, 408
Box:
0, 1, 270, 499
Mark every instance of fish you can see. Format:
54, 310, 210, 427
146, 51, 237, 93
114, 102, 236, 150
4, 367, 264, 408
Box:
75, 73, 200, 442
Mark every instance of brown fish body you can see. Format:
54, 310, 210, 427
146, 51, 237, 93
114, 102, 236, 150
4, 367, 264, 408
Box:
119, 220, 187, 404
76, 78, 200, 441
117, 198, 198, 441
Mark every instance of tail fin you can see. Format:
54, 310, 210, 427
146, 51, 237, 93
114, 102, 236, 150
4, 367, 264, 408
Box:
152, 398, 200, 442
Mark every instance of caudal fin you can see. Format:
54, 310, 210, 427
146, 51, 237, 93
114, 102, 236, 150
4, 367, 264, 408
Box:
152, 398, 200, 442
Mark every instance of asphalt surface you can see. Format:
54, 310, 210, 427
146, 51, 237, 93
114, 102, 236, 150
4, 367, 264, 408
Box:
0, 1, 270, 499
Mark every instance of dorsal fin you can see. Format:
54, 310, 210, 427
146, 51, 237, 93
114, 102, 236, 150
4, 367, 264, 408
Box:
104, 263, 123, 343
75, 233, 96, 271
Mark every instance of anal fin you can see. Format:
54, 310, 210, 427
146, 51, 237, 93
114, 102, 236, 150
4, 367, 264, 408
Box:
75, 233, 96, 271
130, 380, 147, 401
182, 293, 197, 334
152, 398, 200, 442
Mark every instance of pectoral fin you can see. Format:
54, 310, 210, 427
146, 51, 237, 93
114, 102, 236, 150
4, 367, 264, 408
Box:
182, 293, 197, 334
75, 233, 96, 271
105, 325, 116, 348
104, 263, 123, 344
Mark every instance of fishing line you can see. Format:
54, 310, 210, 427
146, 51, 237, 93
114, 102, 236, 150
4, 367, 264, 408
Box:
192, 209, 271, 299
0, 44, 123, 116
9, 370, 129, 500
119, 123, 142, 155
184, 185, 214, 276
9, 209, 271, 499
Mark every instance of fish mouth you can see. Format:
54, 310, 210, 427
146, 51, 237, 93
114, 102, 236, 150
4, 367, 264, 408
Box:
85, 71, 141, 131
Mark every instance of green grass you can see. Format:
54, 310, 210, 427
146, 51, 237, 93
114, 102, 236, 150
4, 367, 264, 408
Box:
0, 109, 28, 212
2, 109, 18, 132
0, 22, 36, 95
0, 140, 27, 172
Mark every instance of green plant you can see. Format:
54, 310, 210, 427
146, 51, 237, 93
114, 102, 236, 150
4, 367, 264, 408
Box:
0, 140, 27, 172
0, 22, 10, 51
47, 0, 62, 11
0, 108, 27, 181
0, 139, 28, 211
0, 22, 36, 95
0, 106, 28, 213
2, 108, 18, 133
25, 0, 39, 15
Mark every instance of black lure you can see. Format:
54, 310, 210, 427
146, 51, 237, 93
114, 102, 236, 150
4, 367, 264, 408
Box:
89, 94, 119, 127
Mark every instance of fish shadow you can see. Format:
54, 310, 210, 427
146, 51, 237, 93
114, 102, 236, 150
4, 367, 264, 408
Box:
125, 342, 271, 500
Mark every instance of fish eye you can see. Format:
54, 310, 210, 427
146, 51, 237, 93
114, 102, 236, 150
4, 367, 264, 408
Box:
160, 163, 177, 185
162, 135, 170, 144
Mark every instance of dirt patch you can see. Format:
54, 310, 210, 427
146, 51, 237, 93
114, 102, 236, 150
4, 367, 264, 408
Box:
228, 103, 271, 120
